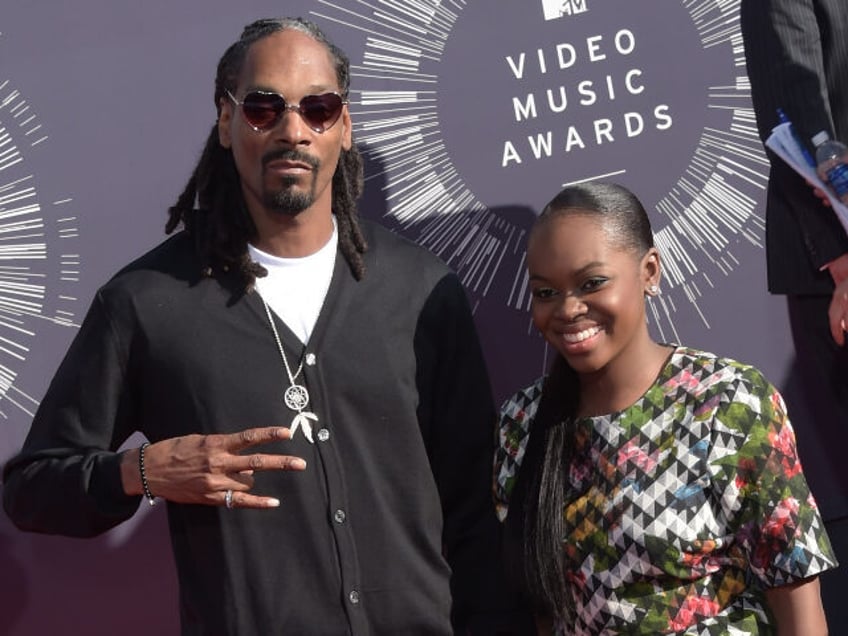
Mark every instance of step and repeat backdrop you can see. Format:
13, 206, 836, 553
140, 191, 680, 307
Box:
0, 1, 839, 633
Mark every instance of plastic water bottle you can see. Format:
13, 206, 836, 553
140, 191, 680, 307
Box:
812, 130, 848, 204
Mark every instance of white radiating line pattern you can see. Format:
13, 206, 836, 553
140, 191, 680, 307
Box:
0, 78, 83, 420
315, 0, 522, 300
316, 1, 771, 338
564, 170, 628, 187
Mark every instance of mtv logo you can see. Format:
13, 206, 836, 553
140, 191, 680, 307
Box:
541, 0, 588, 21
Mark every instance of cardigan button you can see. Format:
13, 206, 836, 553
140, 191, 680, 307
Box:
317, 428, 330, 442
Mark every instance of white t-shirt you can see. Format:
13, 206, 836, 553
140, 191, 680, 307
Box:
248, 218, 338, 344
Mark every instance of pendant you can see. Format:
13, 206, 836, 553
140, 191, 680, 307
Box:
291, 411, 319, 444
284, 384, 310, 411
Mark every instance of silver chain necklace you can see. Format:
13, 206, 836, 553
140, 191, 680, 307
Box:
261, 296, 317, 443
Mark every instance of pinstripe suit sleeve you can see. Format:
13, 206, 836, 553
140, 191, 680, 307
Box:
741, 0, 848, 272
741, 0, 833, 145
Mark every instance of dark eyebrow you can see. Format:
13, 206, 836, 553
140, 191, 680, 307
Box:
575, 261, 606, 275
528, 261, 606, 283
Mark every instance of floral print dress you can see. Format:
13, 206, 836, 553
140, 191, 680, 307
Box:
495, 347, 837, 635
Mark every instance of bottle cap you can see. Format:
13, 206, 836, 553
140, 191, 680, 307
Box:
812, 130, 830, 147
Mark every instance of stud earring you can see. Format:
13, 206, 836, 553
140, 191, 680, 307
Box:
647, 284, 660, 296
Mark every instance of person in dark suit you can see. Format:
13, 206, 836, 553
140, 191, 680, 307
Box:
741, 0, 848, 627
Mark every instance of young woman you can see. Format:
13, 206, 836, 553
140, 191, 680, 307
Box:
495, 183, 836, 635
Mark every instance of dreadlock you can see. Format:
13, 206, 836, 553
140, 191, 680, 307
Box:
165, 17, 367, 290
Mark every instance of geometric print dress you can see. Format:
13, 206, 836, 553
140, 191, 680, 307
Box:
495, 347, 837, 635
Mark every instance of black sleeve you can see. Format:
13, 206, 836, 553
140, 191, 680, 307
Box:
414, 273, 534, 635
2, 290, 141, 537
740, 0, 848, 267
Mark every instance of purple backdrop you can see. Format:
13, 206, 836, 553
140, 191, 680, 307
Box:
0, 2, 839, 633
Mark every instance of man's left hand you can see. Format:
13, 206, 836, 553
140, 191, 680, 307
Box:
824, 252, 848, 286
829, 278, 848, 346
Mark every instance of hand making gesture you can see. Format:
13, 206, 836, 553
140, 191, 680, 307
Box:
120, 427, 306, 509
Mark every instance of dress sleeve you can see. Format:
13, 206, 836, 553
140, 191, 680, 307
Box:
2, 289, 142, 537
494, 379, 544, 522
709, 365, 838, 587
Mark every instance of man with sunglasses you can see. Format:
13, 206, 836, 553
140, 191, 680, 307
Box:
3, 17, 529, 636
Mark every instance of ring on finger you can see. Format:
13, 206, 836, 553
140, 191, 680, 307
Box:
224, 489, 234, 509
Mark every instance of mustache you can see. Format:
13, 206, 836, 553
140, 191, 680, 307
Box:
261, 149, 320, 170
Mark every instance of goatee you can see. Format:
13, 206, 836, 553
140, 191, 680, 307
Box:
261, 149, 320, 216
265, 176, 313, 216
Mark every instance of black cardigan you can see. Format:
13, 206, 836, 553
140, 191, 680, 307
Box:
3, 220, 520, 634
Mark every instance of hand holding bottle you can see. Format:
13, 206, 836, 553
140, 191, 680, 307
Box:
812, 131, 848, 205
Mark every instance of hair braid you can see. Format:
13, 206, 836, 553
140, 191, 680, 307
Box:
505, 356, 579, 623
166, 17, 367, 289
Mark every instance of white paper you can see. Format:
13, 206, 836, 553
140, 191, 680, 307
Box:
765, 122, 848, 235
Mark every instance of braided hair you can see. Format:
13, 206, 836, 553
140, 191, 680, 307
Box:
165, 17, 367, 289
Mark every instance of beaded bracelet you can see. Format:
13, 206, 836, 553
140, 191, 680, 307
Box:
138, 442, 157, 506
